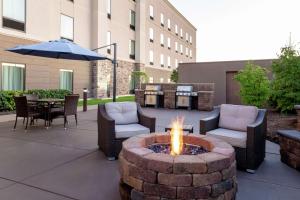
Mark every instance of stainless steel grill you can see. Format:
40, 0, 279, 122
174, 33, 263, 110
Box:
144, 85, 163, 108
176, 85, 194, 109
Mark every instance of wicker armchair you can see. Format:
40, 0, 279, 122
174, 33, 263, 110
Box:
97, 102, 155, 160
50, 95, 79, 129
200, 104, 267, 172
13, 96, 41, 131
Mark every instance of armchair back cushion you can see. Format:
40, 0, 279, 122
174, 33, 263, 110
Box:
219, 104, 258, 131
105, 102, 139, 125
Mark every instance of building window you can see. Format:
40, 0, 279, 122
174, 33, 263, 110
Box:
149, 28, 154, 42
190, 50, 193, 58
129, 10, 136, 30
129, 40, 135, 59
167, 37, 171, 49
107, 0, 111, 19
160, 78, 164, 83
160, 34, 164, 47
175, 59, 178, 68
167, 19, 171, 31
107, 31, 111, 54
168, 78, 171, 83
1, 63, 25, 91
149, 77, 154, 83
186, 33, 189, 42
186, 47, 189, 57
190, 35, 192, 44
60, 14, 74, 41
175, 42, 178, 52
160, 13, 164, 27
149, 5, 154, 20
167, 56, 171, 68
175, 24, 178, 35
160, 54, 164, 67
149, 50, 154, 65
180, 28, 183, 38
180, 44, 183, 54
2, 0, 26, 31
59, 69, 73, 92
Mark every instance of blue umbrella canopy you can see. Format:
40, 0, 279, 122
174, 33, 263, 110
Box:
6, 39, 107, 61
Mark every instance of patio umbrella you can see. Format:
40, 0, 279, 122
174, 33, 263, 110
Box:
6, 39, 117, 102
6, 39, 107, 61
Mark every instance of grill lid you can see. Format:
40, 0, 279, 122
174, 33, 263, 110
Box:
177, 85, 193, 92
145, 85, 161, 91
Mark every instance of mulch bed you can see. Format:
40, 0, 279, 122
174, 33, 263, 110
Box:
267, 109, 297, 143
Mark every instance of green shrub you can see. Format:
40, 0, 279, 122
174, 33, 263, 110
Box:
26, 89, 71, 99
0, 91, 22, 111
0, 89, 71, 111
234, 62, 271, 108
271, 46, 300, 112
131, 71, 148, 89
170, 69, 179, 83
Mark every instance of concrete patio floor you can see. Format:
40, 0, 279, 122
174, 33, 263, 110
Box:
0, 108, 299, 200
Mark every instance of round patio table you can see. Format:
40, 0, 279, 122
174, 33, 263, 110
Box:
29, 98, 65, 128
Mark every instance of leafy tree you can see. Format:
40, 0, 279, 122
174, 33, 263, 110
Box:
234, 62, 271, 108
131, 71, 148, 89
271, 45, 300, 112
170, 69, 179, 83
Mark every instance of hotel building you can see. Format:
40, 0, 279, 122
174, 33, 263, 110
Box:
0, 0, 196, 97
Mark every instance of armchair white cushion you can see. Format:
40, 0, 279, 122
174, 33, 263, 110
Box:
207, 128, 247, 148
115, 124, 150, 138
105, 102, 139, 125
219, 104, 258, 132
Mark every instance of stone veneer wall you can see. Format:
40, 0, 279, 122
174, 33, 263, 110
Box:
144, 67, 172, 83
91, 60, 136, 98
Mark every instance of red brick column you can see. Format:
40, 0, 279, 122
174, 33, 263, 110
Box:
164, 90, 176, 109
198, 91, 214, 111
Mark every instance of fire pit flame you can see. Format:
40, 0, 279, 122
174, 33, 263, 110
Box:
170, 118, 184, 156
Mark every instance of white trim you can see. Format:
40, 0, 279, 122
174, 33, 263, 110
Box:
2, 62, 25, 68
60, 69, 73, 72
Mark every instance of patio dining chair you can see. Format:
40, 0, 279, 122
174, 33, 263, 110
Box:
23, 93, 39, 112
50, 94, 79, 129
23, 94, 38, 101
13, 96, 41, 131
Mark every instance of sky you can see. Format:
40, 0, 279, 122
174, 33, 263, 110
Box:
169, 0, 300, 62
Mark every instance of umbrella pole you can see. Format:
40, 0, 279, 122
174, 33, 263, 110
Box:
112, 43, 117, 102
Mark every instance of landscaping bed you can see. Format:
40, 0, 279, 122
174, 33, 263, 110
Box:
267, 109, 297, 143
78, 96, 135, 106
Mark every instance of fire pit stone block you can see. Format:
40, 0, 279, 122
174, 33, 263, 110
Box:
158, 173, 192, 187
173, 155, 207, 174
144, 153, 174, 173
193, 172, 222, 187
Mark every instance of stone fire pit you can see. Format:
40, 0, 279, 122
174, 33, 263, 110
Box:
119, 133, 237, 200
